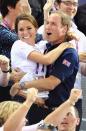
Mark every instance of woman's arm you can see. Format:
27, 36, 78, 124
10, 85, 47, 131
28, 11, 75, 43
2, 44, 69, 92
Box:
0, 55, 10, 87
4, 88, 38, 131
44, 88, 81, 126
28, 42, 73, 65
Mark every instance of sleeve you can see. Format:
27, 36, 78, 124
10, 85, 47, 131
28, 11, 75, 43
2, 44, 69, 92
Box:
22, 125, 38, 131
22, 120, 44, 131
0, 29, 18, 46
16, 41, 36, 59
50, 49, 79, 81
0, 126, 4, 131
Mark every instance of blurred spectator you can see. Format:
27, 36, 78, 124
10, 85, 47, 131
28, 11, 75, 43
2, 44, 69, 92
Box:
0, 0, 31, 102
74, 4, 86, 36
29, 0, 47, 27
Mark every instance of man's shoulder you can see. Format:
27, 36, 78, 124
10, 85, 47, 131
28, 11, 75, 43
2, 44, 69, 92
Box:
0, 25, 18, 42
62, 48, 78, 56
60, 48, 79, 63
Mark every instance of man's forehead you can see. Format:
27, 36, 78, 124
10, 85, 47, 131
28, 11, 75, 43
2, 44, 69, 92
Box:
49, 13, 61, 20
61, 0, 78, 3
66, 107, 76, 116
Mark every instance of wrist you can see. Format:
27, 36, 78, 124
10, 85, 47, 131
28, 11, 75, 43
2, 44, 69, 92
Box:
19, 82, 26, 90
2, 69, 10, 73
23, 101, 32, 109
67, 99, 75, 106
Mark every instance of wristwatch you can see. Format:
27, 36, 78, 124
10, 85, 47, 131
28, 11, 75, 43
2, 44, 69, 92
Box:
19, 82, 26, 90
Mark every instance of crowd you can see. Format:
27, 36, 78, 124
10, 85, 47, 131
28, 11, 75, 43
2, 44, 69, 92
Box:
0, 0, 86, 131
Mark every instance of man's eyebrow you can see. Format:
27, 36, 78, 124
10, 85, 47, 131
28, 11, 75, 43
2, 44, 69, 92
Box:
66, 112, 72, 115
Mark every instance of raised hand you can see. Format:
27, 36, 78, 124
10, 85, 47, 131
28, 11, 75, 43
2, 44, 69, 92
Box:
10, 83, 20, 97
69, 88, 82, 105
26, 88, 38, 103
0, 55, 10, 72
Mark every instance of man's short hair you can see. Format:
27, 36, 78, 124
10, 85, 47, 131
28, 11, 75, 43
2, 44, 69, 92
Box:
0, 0, 20, 17
51, 10, 71, 29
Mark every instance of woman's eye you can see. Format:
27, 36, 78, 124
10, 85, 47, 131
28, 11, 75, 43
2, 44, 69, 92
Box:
27, 27, 32, 30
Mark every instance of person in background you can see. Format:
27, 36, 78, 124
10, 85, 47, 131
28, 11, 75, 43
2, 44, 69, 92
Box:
0, 0, 31, 58
0, 0, 31, 102
57, 106, 80, 131
0, 55, 10, 87
74, 3, 86, 36
29, 0, 47, 27
0, 88, 81, 131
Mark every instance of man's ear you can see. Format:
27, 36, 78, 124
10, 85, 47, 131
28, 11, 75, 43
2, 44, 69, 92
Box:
76, 118, 80, 126
62, 25, 68, 34
7, 6, 13, 12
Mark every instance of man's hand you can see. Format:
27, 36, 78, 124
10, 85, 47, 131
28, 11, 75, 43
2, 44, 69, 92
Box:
69, 88, 82, 105
10, 82, 20, 97
26, 88, 38, 103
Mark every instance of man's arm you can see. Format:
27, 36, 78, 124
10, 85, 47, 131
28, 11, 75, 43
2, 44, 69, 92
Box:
44, 88, 82, 126
10, 75, 61, 97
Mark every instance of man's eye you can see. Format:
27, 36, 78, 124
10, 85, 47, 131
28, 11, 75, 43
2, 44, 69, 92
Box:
19, 28, 24, 31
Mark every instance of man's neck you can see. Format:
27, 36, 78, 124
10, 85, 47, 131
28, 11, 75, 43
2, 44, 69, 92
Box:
2, 16, 13, 30
51, 37, 66, 46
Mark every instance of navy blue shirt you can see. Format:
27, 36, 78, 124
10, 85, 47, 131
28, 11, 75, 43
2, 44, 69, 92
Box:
0, 25, 18, 58
45, 45, 79, 107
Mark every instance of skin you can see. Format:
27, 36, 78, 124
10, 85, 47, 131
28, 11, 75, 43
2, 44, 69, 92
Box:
58, 0, 78, 19
0, 55, 10, 87
45, 13, 68, 44
57, 107, 80, 131
18, 20, 37, 45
